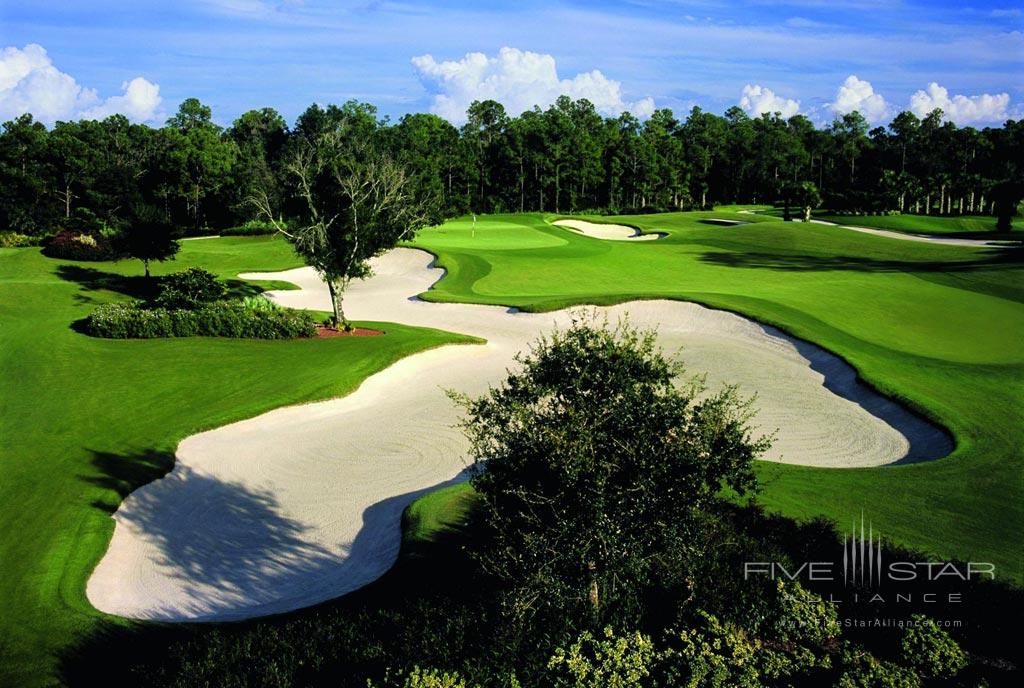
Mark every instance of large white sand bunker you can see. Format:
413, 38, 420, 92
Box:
88, 247, 951, 622
553, 219, 664, 241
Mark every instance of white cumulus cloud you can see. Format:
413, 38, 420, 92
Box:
0, 44, 162, 125
738, 84, 800, 118
909, 82, 1010, 125
80, 77, 163, 122
829, 75, 889, 123
411, 47, 655, 123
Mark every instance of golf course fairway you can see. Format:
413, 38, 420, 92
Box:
1, 210, 1021, 685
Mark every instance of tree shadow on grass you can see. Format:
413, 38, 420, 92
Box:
56, 264, 159, 305
63, 446, 476, 685
56, 265, 269, 306
698, 247, 1024, 274
82, 445, 471, 621
85, 448, 176, 513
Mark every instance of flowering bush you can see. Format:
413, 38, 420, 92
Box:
85, 301, 316, 339
0, 232, 36, 248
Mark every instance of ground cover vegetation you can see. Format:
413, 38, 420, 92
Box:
83, 266, 317, 338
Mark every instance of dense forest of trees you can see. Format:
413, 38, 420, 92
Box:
1, 95, 1022, 238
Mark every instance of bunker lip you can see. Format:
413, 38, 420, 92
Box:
87, 247, 952, 623
552, 218, 665, 241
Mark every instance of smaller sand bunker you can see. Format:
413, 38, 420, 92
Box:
699, 218, 749, 226
553, 219, 664, 241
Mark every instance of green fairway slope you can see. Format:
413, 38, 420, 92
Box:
412, 212, 1024, 583
0, 237, 476, 687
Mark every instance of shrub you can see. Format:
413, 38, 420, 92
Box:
85, 301, 316, 339
371, 666, 471, 688
836, 644, 920, 688
0, 232, 36, 248
899, 615, 967, 680
42, 230, 118, 261
546, 627, 655, 688
221, 219, 281, 236
241, 295, 280, 313
155, 268, 227, 310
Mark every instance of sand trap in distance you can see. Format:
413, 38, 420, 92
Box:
553, 219, 664, 241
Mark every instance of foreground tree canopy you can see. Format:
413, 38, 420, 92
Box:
454, 316, 771, 636
2, 96, 1022, 239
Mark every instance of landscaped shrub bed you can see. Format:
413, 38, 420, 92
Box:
42, 230, 119, 260
220, 219, 280, 236
86, 301, 316, 339
0, 231, 37, 247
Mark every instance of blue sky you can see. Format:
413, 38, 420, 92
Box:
1, 0, 1022, 127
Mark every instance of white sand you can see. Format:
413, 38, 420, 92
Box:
553, 219, 664, 241
737, 209, 1019, 247
87, 248, 951, 622
808, 219, 1021, 247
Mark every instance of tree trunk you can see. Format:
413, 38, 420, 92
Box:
326, 279, 347, 329
65, 184, 71, 218
804, 205, 812, 222
587, 561, 599, 614
144, 259, 151, 279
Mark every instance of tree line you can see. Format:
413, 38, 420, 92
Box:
2, 95, 1022, 238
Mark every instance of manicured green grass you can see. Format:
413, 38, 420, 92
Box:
815, 212, 1016, 235
0, 237, 477, 687
401, 482, 476, 553
411, 212, 1024, 587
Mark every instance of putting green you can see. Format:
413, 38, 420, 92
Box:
0, 237, 475, 686
411, 212, 1024, 584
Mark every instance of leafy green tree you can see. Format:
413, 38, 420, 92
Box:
119, 199, 181, 278
168, 104, 235, 231
388, 112, 465, 222
253, 132, 429, 328
794, 181, 822, 221
462, 99, 509, 212
454, 316, 770, 631
0, 114, 53, 234
228, 108, 288, 221
166, 97, 214, 131
46, 120, 97, 221
830, 111, 870, 185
